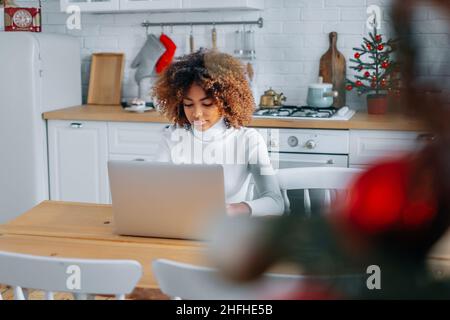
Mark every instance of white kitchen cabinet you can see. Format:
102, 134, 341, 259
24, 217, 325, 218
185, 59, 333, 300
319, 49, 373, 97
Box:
108, 122, 168, 159
349, 130, 423, 166
60, 0, 262, 12
182, 0, 263, 10
60, 0, 120, 13
119, 0, 182, 11
48, 120, 109, 204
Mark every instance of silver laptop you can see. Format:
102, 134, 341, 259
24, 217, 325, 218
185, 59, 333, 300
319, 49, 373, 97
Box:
108, 161, 226, 240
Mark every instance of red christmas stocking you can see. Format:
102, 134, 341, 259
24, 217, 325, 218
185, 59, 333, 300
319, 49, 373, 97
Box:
155, 34, 177, 74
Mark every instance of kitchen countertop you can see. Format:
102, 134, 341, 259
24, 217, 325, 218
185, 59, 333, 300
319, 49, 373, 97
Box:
43, 105, 428, 131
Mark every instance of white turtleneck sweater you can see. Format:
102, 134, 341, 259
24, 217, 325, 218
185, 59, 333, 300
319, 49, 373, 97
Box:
156, 118, 284, 216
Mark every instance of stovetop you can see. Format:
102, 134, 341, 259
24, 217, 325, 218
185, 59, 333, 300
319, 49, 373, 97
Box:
253, 106, 355, 121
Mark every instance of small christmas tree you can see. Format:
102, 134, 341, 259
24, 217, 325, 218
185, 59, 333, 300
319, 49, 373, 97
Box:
346, 23, 400, 113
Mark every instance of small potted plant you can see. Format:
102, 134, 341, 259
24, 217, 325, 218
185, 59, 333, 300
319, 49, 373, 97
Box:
346, 26, 400, 115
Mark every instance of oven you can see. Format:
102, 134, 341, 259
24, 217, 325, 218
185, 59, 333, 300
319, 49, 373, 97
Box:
258, 128, 350, 215
264, 128, 350, 169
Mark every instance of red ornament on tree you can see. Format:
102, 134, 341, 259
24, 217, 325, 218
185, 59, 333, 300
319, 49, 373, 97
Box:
381, 61, 389, 69
381, 79, 387, 87
371, 82, 377, 88
377, 44, 384, 51
366, 43, 372, 50
354, 52, 361, 59
364, 71, 370, 78
343, 159, 437, 235
346, 85, 353, 91
375, 34, 382, 43
356, 80, 363, 87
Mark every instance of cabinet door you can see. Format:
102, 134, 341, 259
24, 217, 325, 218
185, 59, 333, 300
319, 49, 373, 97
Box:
60, 0, 120, 13
108, 122, 168, 160
48, 120, 109, 204
349, 130, 423, 166
119, 0, 182, 11
182, 0, 263, 10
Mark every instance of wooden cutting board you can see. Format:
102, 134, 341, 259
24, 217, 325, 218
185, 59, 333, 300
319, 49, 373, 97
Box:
319, 32, 346, 108
87, 53, 125, 106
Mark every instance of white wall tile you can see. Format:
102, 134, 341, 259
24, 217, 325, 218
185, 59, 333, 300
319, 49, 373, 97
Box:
302, 8, 340, 21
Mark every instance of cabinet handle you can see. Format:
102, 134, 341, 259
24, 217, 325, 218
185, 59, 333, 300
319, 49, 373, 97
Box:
133, 158, 146, 161
70, 123, 83, 129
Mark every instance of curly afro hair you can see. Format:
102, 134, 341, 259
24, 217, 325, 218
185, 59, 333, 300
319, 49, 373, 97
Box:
152, 49, 255, 129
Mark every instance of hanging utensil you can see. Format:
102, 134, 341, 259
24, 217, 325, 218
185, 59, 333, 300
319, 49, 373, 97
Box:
211, 23, 217, 50
234, 26, 244, 57
189, 24, 194, 53
246, 62, 254, 82
246, 25, 256, 59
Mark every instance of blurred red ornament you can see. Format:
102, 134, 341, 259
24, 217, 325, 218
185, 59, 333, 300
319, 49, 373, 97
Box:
346, 85, 353, 91
356, 80, 363, 87
354, 52, 361, 59
377, 44, 384, 51
371, 82, 377, 88
381, 79, 387, 87
276, 282, 343, 300
364, 71, 370, 77
358, 66, 363, 71
366, 43, 372, 50
375, 35, 382, 42
344, 159, 437, 235
381, 61, 389, 69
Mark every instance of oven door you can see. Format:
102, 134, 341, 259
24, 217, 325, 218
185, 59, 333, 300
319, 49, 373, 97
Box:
270, 152, 348, 169
269, 152, 349, 216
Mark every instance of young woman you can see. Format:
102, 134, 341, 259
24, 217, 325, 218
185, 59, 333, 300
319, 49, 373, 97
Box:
152, 49, 284, 217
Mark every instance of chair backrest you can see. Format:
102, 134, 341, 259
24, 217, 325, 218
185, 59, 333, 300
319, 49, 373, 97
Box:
0, 251, 142, 300
277, 167, 362, 215
152, 259, 364, 300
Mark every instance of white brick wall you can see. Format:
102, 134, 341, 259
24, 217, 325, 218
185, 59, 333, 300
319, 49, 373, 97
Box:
23, 0, 449, 108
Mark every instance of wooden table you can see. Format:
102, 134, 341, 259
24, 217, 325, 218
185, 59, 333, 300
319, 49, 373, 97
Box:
1, 200, 450, 295
0, 201, 209, 290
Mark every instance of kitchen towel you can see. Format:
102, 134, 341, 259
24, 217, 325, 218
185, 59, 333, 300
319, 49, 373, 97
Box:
131, 34, 166, 83
155, 33, 177, 74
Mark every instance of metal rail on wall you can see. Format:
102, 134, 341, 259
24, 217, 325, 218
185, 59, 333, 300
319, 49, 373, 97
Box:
141, 17, 264, 33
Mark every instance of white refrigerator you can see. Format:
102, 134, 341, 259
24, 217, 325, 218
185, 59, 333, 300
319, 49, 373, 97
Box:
0, 33, 81, 223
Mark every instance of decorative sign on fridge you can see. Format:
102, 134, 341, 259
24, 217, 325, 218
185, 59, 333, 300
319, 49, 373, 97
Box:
4, 0, 41, 32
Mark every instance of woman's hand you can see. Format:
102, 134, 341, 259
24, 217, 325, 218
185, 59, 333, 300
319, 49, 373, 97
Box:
226, 202, 252, 217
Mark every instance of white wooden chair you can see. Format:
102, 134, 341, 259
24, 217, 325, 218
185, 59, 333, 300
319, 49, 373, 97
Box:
152, 259, 363, 300
0, 251, 142, 300
277, 167, 362, 216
